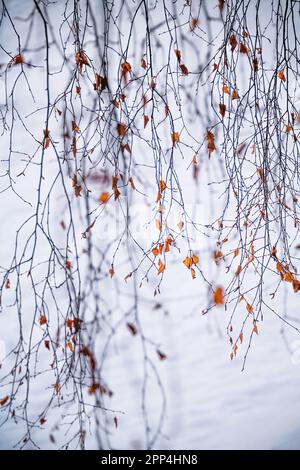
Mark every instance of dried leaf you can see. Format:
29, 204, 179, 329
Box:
117, 122, 126, 137
231, 89, 240, 100
65, 260, 71, 270
39, 314, 47, 326
99, 192, 110, 204
219, 103, 226, 118
240, 43, 249, 54
157, 258, 165, 274
171, 131, 180, 145
207, 130, 216, 155
141, 58, 147, 69
160, 180, 167, 192
157, 349, 167, 361
144, 115, 149, 128
152, 247, 159, 257
214, 286, 224, 305
180, 64, 189, 75
183, 256, 193, 269
0, 396, 9, 407
229, 35, 237, 51
121, 61, 132, 80
246, 303, 253, 314
127, 322, 138, 336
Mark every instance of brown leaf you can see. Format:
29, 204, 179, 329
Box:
157, 349, 167, 361
214, 287, 224, 305
219, 103, 226, 118
121, 61, 132, 80
39, 314, 47, 326
207, 130, 216, 155
117, 122, 126, 137
229, 35, 237, 51
14, 54, 24, 65
127, 322, 138, 336
180, 64, 189, 76
171, 131, 180, 146
0, 396, 9, 407
240, 43, 249, 54
144, 115, 149, 128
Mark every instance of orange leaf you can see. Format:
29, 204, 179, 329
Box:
39, 314, 47, 326
117, 122, 126, 136
0, 396, 9, 407
253, 322, 258, 335
183, 257, 193, 269
231, 89, 240, 100
246, 303, 253, 313
157, 258, 165, 274
160, 180, 167, 192
278, 70, 286, 82
141, 58, 147, 69
152, 247, 159, 257
192, 254, 199, 264
276, 262, 284, 273
156, 219, 162, 231
191, 267, 196, 279
99, 192, 110, 204
214, 286, 224, 305
171, 132, 180, 145
292, 280, 300, 293
283, 271, 294, 282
